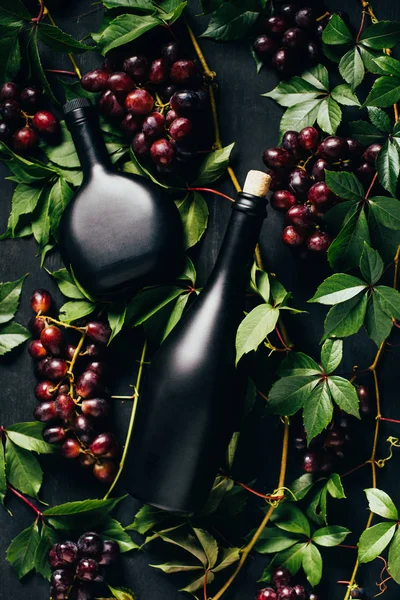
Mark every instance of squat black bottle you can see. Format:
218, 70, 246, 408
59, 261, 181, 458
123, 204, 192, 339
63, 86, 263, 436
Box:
59, 98, 184, 296
127, 170, 271, 514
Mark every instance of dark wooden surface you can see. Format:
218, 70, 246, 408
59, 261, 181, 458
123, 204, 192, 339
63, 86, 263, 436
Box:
1, 1, 400, 599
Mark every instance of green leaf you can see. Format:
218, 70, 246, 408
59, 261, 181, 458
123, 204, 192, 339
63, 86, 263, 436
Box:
325, 170, 364, 202
213, 547, 240, 572
388, 528, 400, 584
256, 528, 299, 554
290, 474, 314, 501
309, 273, 367, 305
108, 585, 137, 600
269, 376, 320, 416
99, 518, 138, 553
312, 526, 350, 547
193, 528, 218, 569
339, 47, 365, 91
42, 122, 79, 168
157, 527, 207, 567
303, 65, 329, 91
328, 209, 370, 271
7, 184, 44, 235
37, 22, 90, 53
331, 84, 360, 106
302, 543, 322, 586
377, 139, 400, 197
375, 285, 400, 320
176, 192, 209, 249
365, 488, 398, 520
6, 422, 57, 454
49, 268, 85, 300
360, 21, 400, 49
0, 275, 27, 325
327, 473, 346, 499
272, 504, 310, 537
43, 497, 124, 530
369, 196, 400, 230
373, 55, 400, 78
261, 543, 307, 581
127, 286, 184, 326
270, 277, 289, 305
125, 505, 167, 534
324, 293, 368, 339
320, 339, 343, 374
0, 441, 6, 507
108, 306, 127, 343
251, 264, 270, 303
368, 107, 393, 132
6, 522, 40, 579
236, 304, 280, 365
364, 76, 400, 108
359, 521, 397, 563
0, 23, 22, 83
95, 13, 161, 54
155, 293, 190, 343
365, 295, 393, 346
278, 352, 323, 377
349, 120, 387, 145
150, 561, 203, 574
303, 381, 333, 443
201, 5, 258, 41
279, 99, 323, 136
6, 440, 42, 499
262, 77, 321, 108
0, 322, 30, 355
360, 243, 384, 284
193, 143, 234, 185
359, 46, 387, 74
327, 376, 360, 418
102, 0, 155, 9
317, 97, 342, 135
58, 300, 96, 323
322, 14, 353, 44
27, 29, 57, 104
34, 523, 59, 580
180, 571, 214, 593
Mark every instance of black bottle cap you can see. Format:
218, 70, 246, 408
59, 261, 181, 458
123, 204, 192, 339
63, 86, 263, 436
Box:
63, 98, 92, 115
63, 98, 95, 129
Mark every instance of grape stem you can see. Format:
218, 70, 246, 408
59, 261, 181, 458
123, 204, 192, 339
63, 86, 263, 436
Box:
68, 331, 86, 396
7, 484, 42, 517
45, 69, 78, 77
186, 187, 234, 203
103, 339, 147, 499
37, 314, 86, 333
31, 0, 45, 23
41, 5, 82, 79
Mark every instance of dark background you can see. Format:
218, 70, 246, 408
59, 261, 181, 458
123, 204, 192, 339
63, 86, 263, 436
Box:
1, 1, 400, 599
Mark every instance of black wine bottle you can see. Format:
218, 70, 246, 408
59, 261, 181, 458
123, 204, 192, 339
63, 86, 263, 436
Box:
126, 170, 271, 514
59, 99, 184, 296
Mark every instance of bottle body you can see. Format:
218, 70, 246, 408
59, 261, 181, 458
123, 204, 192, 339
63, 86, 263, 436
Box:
126, 189, 268, 514
59, 99, 184, 296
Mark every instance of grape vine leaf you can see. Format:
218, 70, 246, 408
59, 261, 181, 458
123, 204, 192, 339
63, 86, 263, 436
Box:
321, 14, 352, 45
368, 106, 392, 133
359, 521, 397, 562
5, 440, 43, 499
176, 192, 209, 249
368, 196, 400, 230
43, 497, 124, 530
317, 97, 342, 135
308, 273, 367, 305
201, 4, 258, 41
108, 586, 137, 600
94, 14, 162, 54
6, 422, 57, 454
328, 209, 370, 271
359, 20, 400, 49
364, 76, 400, 108
320, 338, 343, 374
360, 243, 384, 285
34, 522, 59, 580
0, 20, 23, 83
37, 22, 90, 53
58, 300, 96, 323
302, 543, 322, 587
303, 381, 333, 443
0, 321, 30, 356
349, 120, 387, 145
377, 138, 400, 197
235, 304, 280, 365
6, 521, 40, 579
0, 275, 27, 325
366, 488, 399, 520
49, 268, 85, 300
193, 143, 235, 185
324, 171, 364, 202
98, 517, 138, 552
339, 46, 365, 91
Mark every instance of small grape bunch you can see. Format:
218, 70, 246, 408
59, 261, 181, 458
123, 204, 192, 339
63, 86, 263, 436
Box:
81, 39, 209, 176
253, 4, 338, 76
29, 289, 119, 484
0, 82, 59, 153
49, 531, 119, 600
256, 566, 319, 599
263, 127, 380, 255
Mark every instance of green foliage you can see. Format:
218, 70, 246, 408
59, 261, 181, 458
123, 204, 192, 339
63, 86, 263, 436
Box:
194, 143, 235, 185
0, 276, 30, 355
201, 4, 259, 41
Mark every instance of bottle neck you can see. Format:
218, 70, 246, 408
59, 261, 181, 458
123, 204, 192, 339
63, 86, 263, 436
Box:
66, 112, 113, 174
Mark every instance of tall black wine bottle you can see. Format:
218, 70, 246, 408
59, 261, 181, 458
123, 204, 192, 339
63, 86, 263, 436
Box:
126, 170, 271, 514
59, 99, 184, 296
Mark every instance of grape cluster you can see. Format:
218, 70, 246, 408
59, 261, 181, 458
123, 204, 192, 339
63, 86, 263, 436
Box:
263, 127, 380, 254
81, 39, 209, 177
49, 531, 119, 600
294, 386, 372, 475
0, 82, 59, 153
256, 567, 319, 599
29, 289, 119, 484
253, 4, 335, 76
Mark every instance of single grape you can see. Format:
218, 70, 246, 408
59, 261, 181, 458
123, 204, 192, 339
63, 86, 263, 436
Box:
357, 162, 375, 184
272, 48, 294, 74
308, 181, 335, 209
34, 401, 57, 423
282, 225, 306, 247
125, 89, 154, 115
0, 122, 12, 142
85, 343, 105, 358
31, 316, 46, 338
162, 40, 180, 64
293, 585, 307, 599
79, 453, 96, 468
51, 568, 74, 591
263, 147, 293, 169
295, 7, 314, 28
282, 27, 307, 49
0, 99, 21, 124
81, 398, 109, 418
165, 109, 178, 127
132, 132, 151, 157
73, 414, 95, 444
265, 15, 288, 37
32, 111, 60, 135
49, 545, 65, 568
43, 425, 66, 444
93, 459, 117, 483
76, 558, 99, 582
268, 169, 286, 191
160, 83, 178, 101
256, 588, 278, 600
35, 357, 50, 379
170, 90, 199, 115
169, 117, 192, 141
56, 541, 79, 565
61, 437, 81, 459
121, 113, 142, 137
150, 138, 175, 167
253, 35, 278, 60
351, 588, 365, 599
279, 4, 297, 22
298, 126, 319, 150
40, 325, 65, 355
30, 289, 52, 313
20, 86, 41, 111
149, 58, 168, 85
307, 41, 320, 64
281, 130, 303, 158
65, 345, 77, 361
87, 361, 106, 377
81, 69, 110, 92
90, 432, 117, 456
306, 230, 332, 252
278, 586, 296, 599
288, 167, 312, 197
363, 143, 382, 164
12, 127, 38, 153
77, 532, 103, 557
346, 138, 363, 157
98, 90, 125, 119
28, 339, 47, 360
123, 55, 149, 81
142, 111, 166, 139
75, 370, 101, 398
55, 394, 76, 421
98, 539, 119, 566
302, 449, 320, 472
286, 205, 312, 229
311, 157, 331, 181
44, 358, 69, 382
272, 567, 291, 587
0, 82, 20, 101
324, 429, 345, 448
357, 385, 371, 416
270, 190, 297, 211
317, 136, 347, 160
109, 72, 134, 96
35, 380, 56, 401
170, 59, 197, 84
309, 594, 320, 600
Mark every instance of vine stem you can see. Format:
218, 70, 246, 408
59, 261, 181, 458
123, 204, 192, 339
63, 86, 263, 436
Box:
103, 340, 147, 500
44, 69, 77, 77
37, 314, 86, 333
43, 5, 82, 79
7, 484, 42, 517
211, 417, 289, 600
68, 331, 86, 395
186, 187, 234, 203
